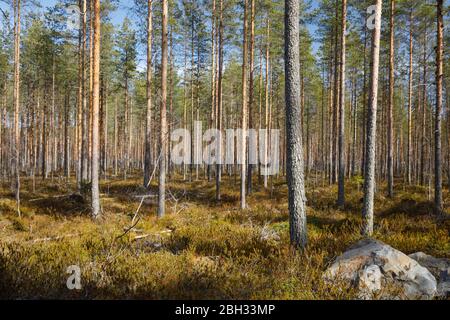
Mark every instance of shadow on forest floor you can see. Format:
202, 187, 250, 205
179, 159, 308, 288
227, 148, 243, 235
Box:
378, 198, 435, 218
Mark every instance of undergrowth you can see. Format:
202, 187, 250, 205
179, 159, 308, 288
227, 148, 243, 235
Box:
0, 174, 448, 299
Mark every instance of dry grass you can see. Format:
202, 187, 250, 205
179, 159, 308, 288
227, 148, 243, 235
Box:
0, 173, 448, 299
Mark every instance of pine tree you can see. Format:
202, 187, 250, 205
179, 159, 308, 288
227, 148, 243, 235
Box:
362, 0, 383, 237
285, 0, 307, 250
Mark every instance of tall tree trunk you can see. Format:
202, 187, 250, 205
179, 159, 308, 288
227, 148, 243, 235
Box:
387, 0, 395, 197
88, 0, 94, 182
13, 0, 21, 216
264, 18, 270, 189
258, 45, 263, 183
240, 0, 249, 210
168, 28, 174, 180
208, 0, 216, 182
247, 0, 255, 195
420, 25, 427, 186
337, 0, 347, 207
50, 57, 56, 179
407, 9, 413, 185
361, 10, 368, 176
124, 76, 129, 180
327, 37, 334, 184
285, 0, 307, 250
114, 97, 118, 176
183, 36, 188, 181
362, 0, 382, 237
215, 0, 223, 201
332, 0, 340, 185
81, 0, 88, 184
64, 90, 70, 178
189, 9, 194, 183
91, 0, 101, 218
351, 70, 357, 176
158, 0, 169, 218
77, 0, 83, 188
144, 0, 153, 188
434, 0, 444, 215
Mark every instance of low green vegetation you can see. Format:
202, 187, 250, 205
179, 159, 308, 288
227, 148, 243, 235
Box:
0, 175, 448, 299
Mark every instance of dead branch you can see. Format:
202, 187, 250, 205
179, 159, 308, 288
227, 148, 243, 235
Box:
29, 233, 79, 243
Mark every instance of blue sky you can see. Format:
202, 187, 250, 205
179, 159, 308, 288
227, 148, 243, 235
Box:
1, 0, 448, 63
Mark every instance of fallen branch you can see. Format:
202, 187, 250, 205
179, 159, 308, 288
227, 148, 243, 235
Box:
133, 195, 157, 199
30, 233, 80, 243
132, 229, 173, 241
28, 194, 75, 202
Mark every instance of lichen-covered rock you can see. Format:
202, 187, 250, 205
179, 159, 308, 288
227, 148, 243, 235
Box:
324, 239, 437, 299
409, 252, 450, 298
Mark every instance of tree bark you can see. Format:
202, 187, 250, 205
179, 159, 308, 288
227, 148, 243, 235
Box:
144, 0, 153, 188
337, 0, 347, 207
434, 0, 444, 215
407, 9, 413, 185
247, 0, 255, 195
387, 0, 395, 197
240, 0, 249, 210
285, 0, 307, 250
13, 0, 21, 216
362, 0, 382, 237
91, 0, 101, 218
158, 0, 169, 218
264, 18, 270, 189
215, 0, 223, 201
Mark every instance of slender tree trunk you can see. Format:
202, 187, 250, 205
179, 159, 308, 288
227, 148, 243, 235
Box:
128, 100, 133, 173
407, 9, 413, 185
361, 17, 368, 177
387, 0, 395, 197
264, 18, 270, 189
362, 0, 382, 237
216, 0, 223, 201
114, 97, 118, 176
91, 0, 101, 218
81, 0, 88, 184
258, 45, 263, 183
208, 0, 216, 182
158, 0, 169, 218
76, 0, 83, 188
103, 82, 108, 179
337, 0, 347, 207
144, 0, 153, 188
183, 36, 188, 181
434, 0, 444, 215
351, 71, 357, 176
189, 10, 195, 183
51, 57, 56, 179
64, 90, 70, 178
285, 0, 307, 250
0, 89, 4, 182
13, 0, 21, 216
247, 0, 255, 195
420, 25, 427, 186
88, 0, 94, 182
168, 28, 174, 180
328, 38, 334, 184
332, 0, 340, 185
240, 0, 249, 210
124, 76, 129, 180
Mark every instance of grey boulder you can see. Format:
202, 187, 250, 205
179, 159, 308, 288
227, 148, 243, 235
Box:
409, 252, 450, 298
325, 239, 437, 300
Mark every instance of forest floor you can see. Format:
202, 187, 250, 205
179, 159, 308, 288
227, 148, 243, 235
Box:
0, 173, 449, 299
